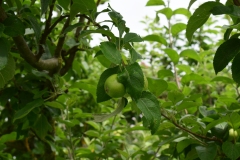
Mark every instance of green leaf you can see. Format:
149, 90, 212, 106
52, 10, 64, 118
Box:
45, 101, 64, 109
0, 37, 10, 70
173, 8, 191, 17
0, 132, 17, 144
181, 73, 207, 84
143, 34, 167, 45
84, 130, 99, 137
33, 114, 52, 139
195, 142, 217, 160
57, 0, 70, 10
100, 42, 122, 64
96, 67, 119, 103
123, 33, 143, 43
213, 38, 240, 74
168, 90, 184, 105
164, 48, 179, 64
211, 76, 234, 84
3, 15, 25, 37
232, 53, 240, 83
180, 49, 200, 62
211, 5, 240, 18
62, 22, 84, 35
136, 91, 161, 134
148, 78, 168, 96
117, 149, 129, 159
93, 97, 127, 122
186, 2, 222, 42
72, 81, 96, 99
13, 99, 44, 122
70, 0, 96, 20
129, 47, 142, 63
157, 7, 173, 20
79, 29, 116, 41
177, 139, 193, 153
226, 112, 240, 129
188, 0, 197, 10
171, 23, 186, 36
0, 55, 15, 89
222, 141, 240, 160
157, 69, 174, 78
28, 16, 41, 43
118, 62, 144, 100
146, 0, 165, 6
41, 0, 50, 15
176, 101, 200, 111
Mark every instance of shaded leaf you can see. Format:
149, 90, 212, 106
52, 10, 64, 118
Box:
180, 49, 200, 62
94, 97, 127, 122
222, 141, 240, 160
79, 29, 116, 42
100, 42, 122, 64
186, 2, 222, 42
62, 22, 84, 35
148, 78, 168, 96
130, 47, 142, 63
0, 55, 15, 89
13, 99, 44, 122
0, 132, 17, 144
3, 15, 25, 37
123, 33, 143, 43
33, 114, 52, 139
211, 5, 240, 18
157, 69, 174, 78
195, 142, 217, 160
0, 37, 10, 70
57, 0, 70, 10
70, 0, 96, 20
168, 90, 184, 105
214, 38, 240, 74
45, 101, 64, 109
41, 0, 50, 15
211, 76, 234, 84
136, 91, 161, 134
232, 53, 240, 83
28, 16, 41, 43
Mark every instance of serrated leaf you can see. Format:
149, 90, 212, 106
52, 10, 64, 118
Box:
164, 48, 179, 64
171, 23, 186, 36
0, 55, 15, 89
195, 142, 217, 160
186, 2, 222, 42
214, 38, 240, 74
148, 78, 168, 96
0, 37, 10, 70
13, 99, 44, 122
157, 7, 173, 20
79, 29, 116, 41
41, 0, 50, 15
146, 0, 165, 6
136, 91, 161, 134
129, 47, 142, 63
70, 0, 96, 20
96, 67, 119, 103
232, 53, 240, 83
123, 33, 143, 43
57, 0, 70, 10
222, 142, 240, 160
180, 49, 200, 62
143, 34, 167, 45
33, 114, 52, 139
28, 16, 41, 43
45, 101, 64, 109
118, 62, 144, 100
94, 97, 127, 122
100, 42, 122, 64
3, 15, 25, 37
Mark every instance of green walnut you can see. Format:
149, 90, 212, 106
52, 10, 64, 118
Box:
104, 74, 126, 98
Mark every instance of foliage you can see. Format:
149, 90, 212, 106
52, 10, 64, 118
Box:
1, 0, 240, 159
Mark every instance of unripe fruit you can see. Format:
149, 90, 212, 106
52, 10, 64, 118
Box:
229, 128, 238, 141
104, 74, 126, 98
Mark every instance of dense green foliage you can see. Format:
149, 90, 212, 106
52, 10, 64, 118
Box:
1, 0, 240, 159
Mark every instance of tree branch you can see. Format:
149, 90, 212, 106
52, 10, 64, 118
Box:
161, 113, 223, 143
